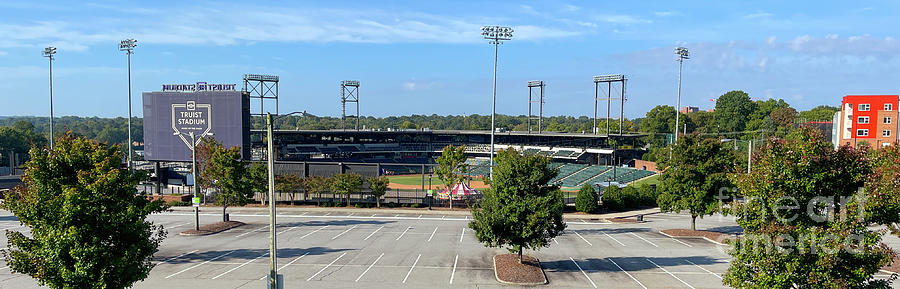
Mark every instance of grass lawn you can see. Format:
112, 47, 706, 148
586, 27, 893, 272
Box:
388, 175, 446, 186
632, 173, 661, 187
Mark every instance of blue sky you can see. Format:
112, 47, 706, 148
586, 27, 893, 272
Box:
1, 0, 899, 119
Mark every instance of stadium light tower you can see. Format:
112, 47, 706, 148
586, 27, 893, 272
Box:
120, 39, 137, 170
43, 46, 56, 150
481, 25, 513, 180
674, 46, 690, 144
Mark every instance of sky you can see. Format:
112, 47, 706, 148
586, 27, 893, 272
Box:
1, 0, 899, 119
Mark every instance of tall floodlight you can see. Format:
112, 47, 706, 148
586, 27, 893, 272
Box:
119, 39, 137, 170
593, 74, 626, 136
481, 25, 513, 180
674, 47, 690, 144
341, 80, 360, 131
43, 46, 57, 150
527, 80, 545, 134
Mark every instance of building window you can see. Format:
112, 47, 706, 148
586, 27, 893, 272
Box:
859, 104, 870, 111
886, 103, 894, 111
885, 117, 893, 124
858, 129, 869, 136
858, 116, 870, 124
884, 130, 892, 137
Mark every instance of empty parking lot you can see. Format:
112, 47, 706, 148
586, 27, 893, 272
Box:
1, 208, 897, 288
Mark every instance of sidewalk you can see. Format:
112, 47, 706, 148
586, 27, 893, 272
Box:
165, 205, 660, 221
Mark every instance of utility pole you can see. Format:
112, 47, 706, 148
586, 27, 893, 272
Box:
481, 25, 513, 181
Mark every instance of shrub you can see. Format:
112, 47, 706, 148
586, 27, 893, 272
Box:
167, 200, 189, 207
637, 184, 658, 207
601, 186, 625, 211
574, 184, 599, 213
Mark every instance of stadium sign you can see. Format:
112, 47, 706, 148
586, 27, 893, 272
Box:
171, 100, 212, 150
162, 82, 237, 92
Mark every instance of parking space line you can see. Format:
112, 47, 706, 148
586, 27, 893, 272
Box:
212, 252, 268, 279
300, 226, 329, 239
608, 258, 647, 289
277, 225, 301, 236
402, 254, 422, 284
450, 254, 459, 284
332, 225, 358, 240
165, 250, 236, 279
573, 231, 593, 246
603, 232, 626, 246
459, 227, 465, 242
324, 212, 332, 216
669, 237, 694, 248
418, 215, 422, 219
235, 225, 268, 238
159, 249, 199, 264
355, 253, 384, 282
259, 252, 309, 280
630, 232, 659, 247
647, 259, 695, 289
370, 214, 376, 217
684, 260, 721, 279
348, 213, 355, 216
168, 222, 190, 229
396, 226, 412, 241
569, 257, 597, 288
364, 226, 384, 240
307, 252, 347, 281
395, 214, 400, 217
427, 227, 438, 242
300, 212, 308, 216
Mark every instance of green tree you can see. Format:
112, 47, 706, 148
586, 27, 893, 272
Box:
798, 105, 840, 122
248, 162, 269, 205
863, 143, 900, 235
304, 176, 332, 206
639, 105, 678, 135
197, 137, 252, 222
1, 134, 166, 289
330, 173, 363, 207
714, 90, 754, 133
435, 145, 469, 210
367, 176, 390, 208
575, 184, 599, 213
275, 173, 304, 206
399, 120, 417, 129
469, 148, 566, 263
724, 129, 894, 288
657, 133, 735, 230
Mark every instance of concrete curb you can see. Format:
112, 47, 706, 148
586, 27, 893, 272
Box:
493, 254, 548, 286
657, 230, 731, 246
178, 221, 244, 236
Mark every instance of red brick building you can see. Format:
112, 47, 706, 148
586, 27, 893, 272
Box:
837, 95, 900, 148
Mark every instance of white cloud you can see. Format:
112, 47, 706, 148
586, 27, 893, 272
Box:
563, 4, 580, 12
403, 81, 416, 90
653, 11, 675, 17
0, 4, 582, 49
743, 12, 773, 19
594, 14, 652, 25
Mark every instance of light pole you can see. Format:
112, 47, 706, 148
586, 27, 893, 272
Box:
120, 39, 137, 170
42, 46, 56, 150
674, 47, 690, 144
481, 25, 513, 181
265, 111, 304, 289
722, 138, 753, 174
174, 131, 213, 231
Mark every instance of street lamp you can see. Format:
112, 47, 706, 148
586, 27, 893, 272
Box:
174, 131, 213, 231
120, 39, 137, 170
481, 25, 513, 181
42, 46, 56, 150
674, 47, 690, 144
266, 111, 304, 289
721, 138, 753, 174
